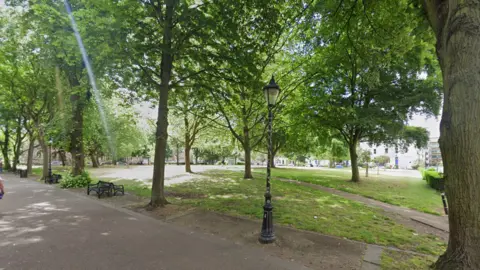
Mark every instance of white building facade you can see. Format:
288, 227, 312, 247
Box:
359, 142, 423, 169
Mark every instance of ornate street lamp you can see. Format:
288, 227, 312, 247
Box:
48, 138, 53, 183
259, 76, 280, 244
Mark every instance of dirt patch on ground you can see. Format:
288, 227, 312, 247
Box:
130, 204, 196, 221
165, 210, 365, 270
67, 187, 198, 220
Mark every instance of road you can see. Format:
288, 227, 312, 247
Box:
0, 173, 308, 270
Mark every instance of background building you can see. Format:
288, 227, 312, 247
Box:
360, 143, 419, 169
427, 137, 442, 166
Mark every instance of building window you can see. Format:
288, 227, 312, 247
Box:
385, 148, 388, 154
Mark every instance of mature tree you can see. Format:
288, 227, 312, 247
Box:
197, 0, 311, 178
109, 0, 223, 207
19, 0, 122, 176
298, 0, 441, 182
170, 87, 211, 172
421, 0, 480, 268
0, 7, 56, 177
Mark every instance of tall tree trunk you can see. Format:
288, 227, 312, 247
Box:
184, 115, 192, 173
70, 92, 85, 176
38, 138, 49, 180
176, 143, 180, 166
90, 153, 99, 168
95, 155, 100, 167
423, 1, 480, 269
185, 146, 192, 173
13, 117, 23, 172
244, 146, 252, 178
2, 123, 11, 171
150, 0, 176, 208
270, 149, 277, 168
349, 143, 360, 182
68, 72, 85, 175
27, 134, 35, 174
243, 127, 253, 179
59, 150, 66, 166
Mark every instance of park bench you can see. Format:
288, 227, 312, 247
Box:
112, 183, 124, 196
87, 180, 124, 198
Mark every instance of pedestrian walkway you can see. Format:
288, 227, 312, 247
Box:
0, 173, 310, 270
277, 178, 449, 233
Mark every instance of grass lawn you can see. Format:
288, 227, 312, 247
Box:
381, 249, 436, 269
253, 168, 443, 215
124, 170, 445, 255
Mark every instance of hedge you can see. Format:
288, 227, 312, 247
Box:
423, 170, 445, 191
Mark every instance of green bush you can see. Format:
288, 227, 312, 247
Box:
424, 170, 444, 191
59, 171, 92, 189
237, 162, 245, 165
421, 168, 438, 180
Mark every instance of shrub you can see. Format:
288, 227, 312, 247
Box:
59, 171, 92, 189
411, 164, 420, 170
421, 168, 438, 180
424, 170, 444, 191
237, 162, 245, 165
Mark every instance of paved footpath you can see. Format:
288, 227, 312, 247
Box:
0, 174, 309, 270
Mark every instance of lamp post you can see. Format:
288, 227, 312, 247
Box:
48, 138, 53, 183
259, 76, 280, 244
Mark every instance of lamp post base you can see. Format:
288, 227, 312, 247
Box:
259, 204, 275, 244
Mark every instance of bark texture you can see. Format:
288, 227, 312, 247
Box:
150, 0, 176, 208
27, 135, 34, 174
423, 0, 480, 269
59, 150, 67, 166
184, 146, 191, 173
38, 138, 49, 180
12, 117, 24, 172
269, 153, 276, 168
349, 143, 360, 182
90, 154, 99, 168
70, 92, 85, 176
1, 123, 11, 171
244, 146, 252, 178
